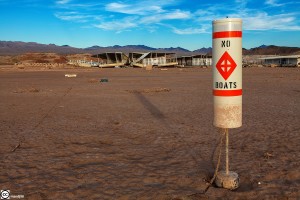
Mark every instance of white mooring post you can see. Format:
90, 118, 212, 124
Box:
212, 18, 242, 190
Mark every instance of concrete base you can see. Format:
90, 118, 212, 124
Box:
215, 170, 239, 190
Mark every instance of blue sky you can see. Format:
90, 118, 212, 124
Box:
0, 0, 299, 50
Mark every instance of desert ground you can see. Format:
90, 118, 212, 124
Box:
0, 65, 299, 200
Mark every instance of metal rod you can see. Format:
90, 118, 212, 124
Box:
225, 128, 229, 175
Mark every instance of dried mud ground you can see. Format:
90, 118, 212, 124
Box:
0, 66, 299, 200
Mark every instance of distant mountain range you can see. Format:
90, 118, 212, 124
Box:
0, 41, 299, 56
243, 45, 300, 55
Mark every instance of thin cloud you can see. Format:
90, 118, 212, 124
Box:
55, 0, 104, 10
194, 2, 300, 32
243, 13, 300, 30
141, 10, 191, 24
54, 0, 300, 34
265, 0, 284, 7
94, 9, 191, 32
172, 27, 207, 34
0, 0, 48, 6
94, 17, 138, 32
55, 12, 102, 23
56, 0, 71, 5
163, 10, 191, 20
105, 2, 164, 15
55, 13, 87, 23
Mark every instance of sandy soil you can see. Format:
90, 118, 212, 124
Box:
0, 66, 299, 200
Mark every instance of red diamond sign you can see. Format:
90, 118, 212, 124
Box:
216, 51, 237, 80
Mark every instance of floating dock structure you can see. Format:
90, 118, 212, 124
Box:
92, 52, 129, 68
177, 54, 212, 67
260, 55, 300, 67
129, 52, 178, 68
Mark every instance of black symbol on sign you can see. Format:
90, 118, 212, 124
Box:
221, 40, 230, 48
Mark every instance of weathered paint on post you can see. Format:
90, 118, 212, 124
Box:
212, 18, 242, 128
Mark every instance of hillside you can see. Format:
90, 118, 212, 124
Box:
0, 41, 81, 55
0, 41, 196, 56
0, 41, 300, 56
243, 45, 300, 55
